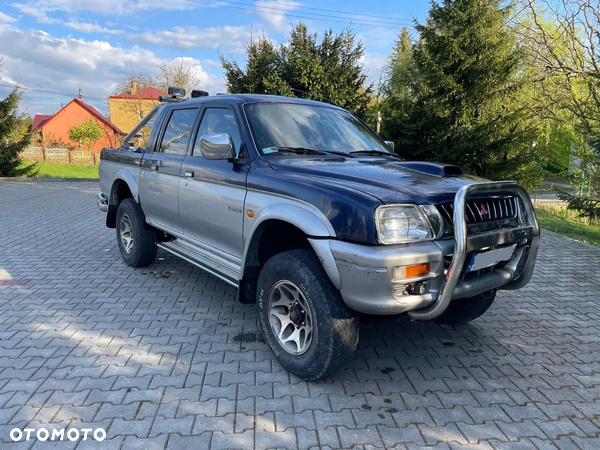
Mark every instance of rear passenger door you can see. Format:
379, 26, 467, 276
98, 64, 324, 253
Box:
140, 107, 200, 234
178, 107, 248, 259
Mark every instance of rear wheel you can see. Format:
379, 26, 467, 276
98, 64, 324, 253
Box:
257, 249, 359, 380
436, 289, 497, 325
116, 199, 157, 267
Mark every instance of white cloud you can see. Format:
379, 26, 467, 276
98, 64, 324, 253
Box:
255, 0, 300, 32
0, 24, 224, 115
125, 25, 250, 53
359, 53, 387, 88
0, 12, 18, 23
168, 57, 224, 93
63, 21, 124, 35
13, 0, 194, 23
14, 5, 59, 24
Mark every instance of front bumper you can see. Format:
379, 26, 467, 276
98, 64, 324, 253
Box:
317, 182, 540, 319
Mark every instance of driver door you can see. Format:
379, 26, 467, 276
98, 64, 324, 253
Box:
178, 107, 248, 259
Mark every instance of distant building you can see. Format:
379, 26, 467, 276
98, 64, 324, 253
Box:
32, 98, 122, 153
109, 82, 167, 134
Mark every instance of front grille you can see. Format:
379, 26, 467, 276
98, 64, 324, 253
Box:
436, 195, 520, 236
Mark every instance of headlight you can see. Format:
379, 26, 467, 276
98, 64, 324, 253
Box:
375, 205, 441, 245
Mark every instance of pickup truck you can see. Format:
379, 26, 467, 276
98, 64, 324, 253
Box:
98, 90, 540, 380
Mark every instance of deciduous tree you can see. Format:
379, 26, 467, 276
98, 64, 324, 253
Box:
156, 59, 202, 97
68, 118, 106, 153
518, 0, 600, 194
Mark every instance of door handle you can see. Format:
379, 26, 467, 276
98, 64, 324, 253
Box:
184, 171, 194, 178
151, 164, 158, 171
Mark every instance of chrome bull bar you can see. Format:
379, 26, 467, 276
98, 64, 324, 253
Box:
408, 181, 540, 321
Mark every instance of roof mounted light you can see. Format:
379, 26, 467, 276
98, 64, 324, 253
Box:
168, 87, 186, 98
191, 90, 209, 98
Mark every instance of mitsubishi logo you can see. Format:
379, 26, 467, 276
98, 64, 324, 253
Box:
481, 204, 490, 216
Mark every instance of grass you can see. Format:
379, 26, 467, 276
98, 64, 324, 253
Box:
535, 207, 600, 247
21, 160, 99, 179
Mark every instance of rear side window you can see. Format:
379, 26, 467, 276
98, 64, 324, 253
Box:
159, 108, 198, 155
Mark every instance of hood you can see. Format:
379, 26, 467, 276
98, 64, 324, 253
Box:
268, 156, 486, 205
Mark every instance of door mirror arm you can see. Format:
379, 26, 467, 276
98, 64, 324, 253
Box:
227, 143, 250, 165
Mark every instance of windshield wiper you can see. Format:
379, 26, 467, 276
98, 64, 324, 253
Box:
272, 147, 355, 157
274, 147, 327, 155
349, 150, 402, 159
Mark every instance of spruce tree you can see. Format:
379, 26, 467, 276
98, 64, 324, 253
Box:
221, 22, 372, 116
415, 0, 542, 186
0, 87, 36, 177
383, 27, 414, 98
378, 0, 542, 187
377, 27, 434, 159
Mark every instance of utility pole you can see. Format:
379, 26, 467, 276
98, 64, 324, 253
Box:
250, 24, 254, 94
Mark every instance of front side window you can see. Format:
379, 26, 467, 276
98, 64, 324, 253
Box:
244, 103, 392, 156
159, 108, 198, 155
193, 108, 242, 157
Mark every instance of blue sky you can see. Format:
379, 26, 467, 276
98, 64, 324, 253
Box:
0, 0, 430, 118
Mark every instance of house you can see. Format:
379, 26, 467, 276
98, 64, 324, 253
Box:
109, 82, 167, 133
32, 98, 122, 153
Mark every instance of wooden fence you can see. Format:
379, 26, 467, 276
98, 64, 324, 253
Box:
21, 146, 99, 165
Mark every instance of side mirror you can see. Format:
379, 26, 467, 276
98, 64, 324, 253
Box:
199, 133, 236, 160
384, 141, 395, 152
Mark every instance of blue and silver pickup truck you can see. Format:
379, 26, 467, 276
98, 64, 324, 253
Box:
98, 89, 540, 380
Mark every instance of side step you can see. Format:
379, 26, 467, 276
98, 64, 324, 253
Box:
157, 240, 240, 287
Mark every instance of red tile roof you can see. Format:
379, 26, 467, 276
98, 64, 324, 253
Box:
110, 86, 167, 100
33, 99, 123, 134
32, 114, 53, 131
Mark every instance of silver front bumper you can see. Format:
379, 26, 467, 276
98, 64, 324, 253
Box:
324, 182, 540, 319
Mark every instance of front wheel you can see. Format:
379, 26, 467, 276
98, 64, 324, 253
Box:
116, 199, 157, 267
435, 289, 497, 325
257, 250, 359, 380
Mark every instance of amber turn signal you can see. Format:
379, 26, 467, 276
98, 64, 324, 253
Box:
393, 263, 430, 280
247, 210, 254, 218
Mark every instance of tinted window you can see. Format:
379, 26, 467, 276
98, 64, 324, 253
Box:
244, 103, 391, 155
160, 108, 198, 155
193, 108, 242, 157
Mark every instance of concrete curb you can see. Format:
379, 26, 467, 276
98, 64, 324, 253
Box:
0, 177, 99, 182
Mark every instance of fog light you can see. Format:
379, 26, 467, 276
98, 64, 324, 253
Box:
393, 281, 429, 297
393, 263, 430, 280
409, 282, 427, 295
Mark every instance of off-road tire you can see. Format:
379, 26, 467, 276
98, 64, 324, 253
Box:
116, 199, 157, 267
436, 289, 497, 325
257, 249, 359, 380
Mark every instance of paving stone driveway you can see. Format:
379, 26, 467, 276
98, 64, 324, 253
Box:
1, 180, 599, 450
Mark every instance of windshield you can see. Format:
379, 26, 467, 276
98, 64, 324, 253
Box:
244, 103, 393, 156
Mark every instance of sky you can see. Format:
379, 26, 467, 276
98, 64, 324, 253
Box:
0, 0, 430, 118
